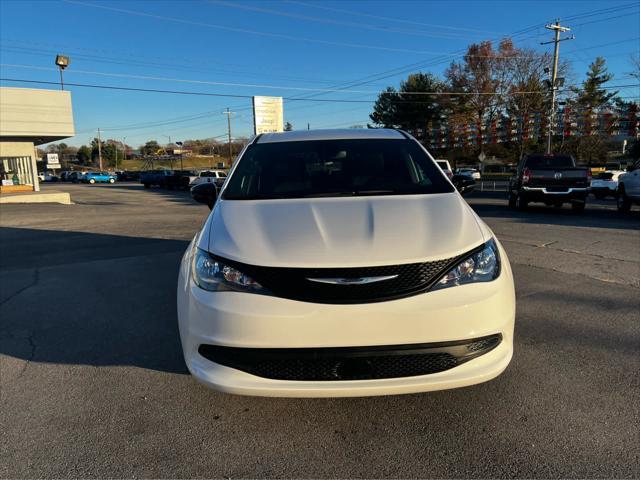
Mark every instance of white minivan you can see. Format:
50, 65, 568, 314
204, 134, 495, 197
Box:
178, 129, 515, 397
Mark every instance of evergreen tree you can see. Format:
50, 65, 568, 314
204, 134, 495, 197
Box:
573, 57, 618, 109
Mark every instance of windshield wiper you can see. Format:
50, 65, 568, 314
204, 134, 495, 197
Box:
299, 190, 398, 198
353, 189, 396, 195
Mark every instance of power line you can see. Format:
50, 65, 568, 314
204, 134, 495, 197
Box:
285, 0, 511, 35
560, 2, 639, 21
2, 78, 635, 103
0, 41, 353, 86
206, 0, 496, 40
63, 0, 466, 56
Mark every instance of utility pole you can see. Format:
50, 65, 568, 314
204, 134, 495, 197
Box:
97, 128, 103, 171
542, 20, 574, 154
223, 108, 235, 165
123, 137, 127, 162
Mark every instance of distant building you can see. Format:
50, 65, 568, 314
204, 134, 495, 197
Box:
0, 87, 75, 192
168, 148, 193, 157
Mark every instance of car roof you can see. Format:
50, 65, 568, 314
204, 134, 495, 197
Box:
255, 128, 406, 144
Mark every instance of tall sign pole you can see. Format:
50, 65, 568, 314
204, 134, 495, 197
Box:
542, 21, 573, 154
97, 128, 103, 171
223, 108, 235, 164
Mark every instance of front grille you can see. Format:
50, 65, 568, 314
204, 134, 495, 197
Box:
198, 334, 502, 381
215, 247, 483, 303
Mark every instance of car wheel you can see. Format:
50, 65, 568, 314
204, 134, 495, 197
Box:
571, 200, 586, 213
143, 183, 150, 189
516, 193, 528, 210
508, 192, 517, 208
617, 187, 631, 212
109, 178, 115, 184
89, 178, 95, 184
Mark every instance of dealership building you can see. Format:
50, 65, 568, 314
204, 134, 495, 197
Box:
0, 87, 75, 193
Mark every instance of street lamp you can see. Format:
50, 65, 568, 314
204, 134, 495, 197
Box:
162, 134, 173, 169
55, 55, 70, 90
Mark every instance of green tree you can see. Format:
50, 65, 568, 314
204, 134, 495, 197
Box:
76, 145, 91, 164
567, 58, 619, 165
370, 73, 445, 131
573, 57, 618, 109
141, 140, 161, 156
370, 87, 400, 128
284, 122, 293, 131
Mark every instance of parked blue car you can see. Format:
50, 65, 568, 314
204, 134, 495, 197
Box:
82, 171, 117, 184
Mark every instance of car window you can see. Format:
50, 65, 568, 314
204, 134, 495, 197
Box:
525, 155, 574, 168
218, 172, 227, 178
597, 172, 614, 180
436, 161, 449, 170
223, 139, 453, 200
200, 171, 216, 177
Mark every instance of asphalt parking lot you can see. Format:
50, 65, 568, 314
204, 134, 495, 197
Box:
1, 183, 639, 478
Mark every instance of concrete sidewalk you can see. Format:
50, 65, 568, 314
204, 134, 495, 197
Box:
0, 190, 72, 205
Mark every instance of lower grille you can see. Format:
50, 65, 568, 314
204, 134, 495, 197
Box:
198, 334, 501, 381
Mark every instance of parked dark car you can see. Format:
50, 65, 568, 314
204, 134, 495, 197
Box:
140, 170, 173, 188
165, 170, 197, 190
451, 174, 475, 195
190, 182, 218, 209
68, 172, 86, 183
117, 170, 141, 182
508, 154, 591, 213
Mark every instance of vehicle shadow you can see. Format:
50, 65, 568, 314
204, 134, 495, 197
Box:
467, 192, 640, 230
88, 182, 196, 206
0, 226, 190, 374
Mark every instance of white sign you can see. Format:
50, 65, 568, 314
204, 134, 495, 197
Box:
2, 179, 14, 186
46, 153, 61, 168
252, 96, 284, 134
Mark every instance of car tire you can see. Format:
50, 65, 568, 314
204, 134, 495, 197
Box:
571, 200, 585, 213
617, 186, 631, 212
89, 178, 95, 184
508, 192, 517, 209
109, 178, 115, 184
143, 183, 150, 189
515, 193, 528, 210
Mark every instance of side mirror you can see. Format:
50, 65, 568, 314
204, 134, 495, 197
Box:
191, 183, 218, 210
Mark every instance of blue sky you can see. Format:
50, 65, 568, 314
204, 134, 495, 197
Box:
1, 0, 638, 147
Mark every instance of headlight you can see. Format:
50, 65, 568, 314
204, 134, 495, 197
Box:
432, 239, 500, 291
191, 247, 267, 293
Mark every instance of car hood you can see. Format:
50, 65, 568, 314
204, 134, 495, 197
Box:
206, 193, 486, 268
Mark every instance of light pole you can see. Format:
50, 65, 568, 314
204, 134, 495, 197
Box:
162, 134, 173, 169
55, 55, 70, 90
175, 141, 184, 171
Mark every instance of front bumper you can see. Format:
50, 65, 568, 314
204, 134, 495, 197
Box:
177, 242, 516, 397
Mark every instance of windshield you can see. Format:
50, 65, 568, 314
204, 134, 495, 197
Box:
222, 139, 454, 200
525, 155, 574, 168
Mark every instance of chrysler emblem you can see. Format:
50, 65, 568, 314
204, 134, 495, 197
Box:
554, 172, 563, 179
306, 275, 398, 285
